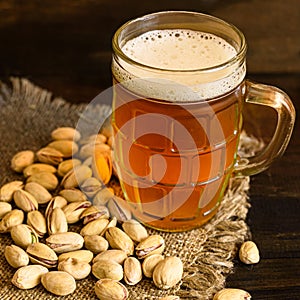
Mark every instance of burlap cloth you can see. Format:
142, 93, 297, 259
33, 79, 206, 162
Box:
0, 78, 262, 300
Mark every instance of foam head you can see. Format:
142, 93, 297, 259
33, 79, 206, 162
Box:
112, 29, 246, 101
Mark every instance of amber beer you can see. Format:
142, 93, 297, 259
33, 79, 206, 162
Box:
112, 82, 243, 232
111, 12, 295, 231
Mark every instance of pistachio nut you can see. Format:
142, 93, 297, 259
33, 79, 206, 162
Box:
41, 271, 76, 296
92, 259, 123, 281
23, 163, 57, 178
58, 249, 94, 264
79, 133, 107, 145
93, 249, 128, 265
26, 242, 58, 268
0, 201, 12, 219
81, 177, 102, 198
82, 156, 93, 167
25, 181, 52, 204
107, 136, 114, 148
92, 151, 112, 184
13, 189, 38, 212
80, 205, 109, 225
51, 127, 81, 142
63, 200, 91, 224
47, 140, 79, 157
0, 181, 23, 202
122, 219, 148, 243
153, 256, 183, 290
239, 241, 260, 264
93, 187, 114, 206
57, 159, 81, 177
105, 227, 134, 256
101, 121, 113, 138
47, 207, 68, 235
27, 210, 47, 237
11, 150, 35, 173
80, 218, 109, 236
59, 188, 87, 203
61, 165, 92, 189
136, 235, 165, 259
58, 257, 91, 280
10, 224, 39, 249
124, 256, 142, 285
94, 278, 128, 300
12, 264, 49, 289
5, 244, 29, 268
79, 142, 110, 160
78, 143, 94, 160
46, 232, 84, 253
105, 216, 118, 232
0, 209, 24, 233
213, 288, 251, 300
45, 196, 68, 219
107, 196, 132, 223
36, 147, 64, 165
84, 235, 109, 254
27, 171, 59, 191
142, 254, 164, 278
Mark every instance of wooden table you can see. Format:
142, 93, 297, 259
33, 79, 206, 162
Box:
0, 1, 299, 299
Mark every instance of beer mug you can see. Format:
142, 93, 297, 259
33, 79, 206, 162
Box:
111, 11, 295, 232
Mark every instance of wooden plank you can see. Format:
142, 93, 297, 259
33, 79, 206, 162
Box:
227, 194, 300, 297
213, 0, 300, 73
0, 0, 299, 81
227, 258, 300, 299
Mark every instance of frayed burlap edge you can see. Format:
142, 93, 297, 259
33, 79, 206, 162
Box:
0, 78, 262, 300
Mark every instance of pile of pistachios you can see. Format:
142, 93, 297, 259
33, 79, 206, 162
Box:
0, 127, 183, 300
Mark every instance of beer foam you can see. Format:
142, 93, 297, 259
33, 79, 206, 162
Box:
113, 29, 245, 101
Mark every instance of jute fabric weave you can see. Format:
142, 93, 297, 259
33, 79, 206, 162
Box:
0, 78, 259, 299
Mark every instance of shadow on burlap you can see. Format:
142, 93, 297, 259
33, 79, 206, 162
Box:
0, 78, 260, 300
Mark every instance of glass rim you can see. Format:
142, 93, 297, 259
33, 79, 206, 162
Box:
112, 10, 247, 74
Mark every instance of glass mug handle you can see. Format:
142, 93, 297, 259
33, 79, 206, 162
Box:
235, 80, 296, 176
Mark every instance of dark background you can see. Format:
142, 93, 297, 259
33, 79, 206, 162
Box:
1, 1, 300, 299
